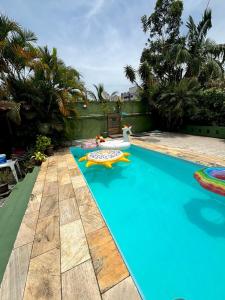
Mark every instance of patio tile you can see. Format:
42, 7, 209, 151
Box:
79, 201, 105, 234
0, 243, 32, 300
58, 183, 75, 201
71, 175, 86, 189
42, 181, 58, 197
57, 161, 67, 169
68, 167, 80, 178
86, 226, 111, 250
60, 219, 90, 273
75, 186, 92, 206
23, 248, 61, 300
102, 277, 141, 300
25, 194, 42, 215
45, 171, 58, 183
58, 173, 71, 185
62, 260, 101, 300
14, 212, 38, 248
36, 172, 46, 182
87, 226, 129, 293
31, 215, 60, 258
39, 194, 59, 219
59, 198, 80, 226
32, 181, 44, 195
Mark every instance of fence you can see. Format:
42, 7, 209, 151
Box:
181, 125, 225, 139
66, 101, 152, 139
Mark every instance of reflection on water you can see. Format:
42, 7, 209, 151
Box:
184, 197, 225, 238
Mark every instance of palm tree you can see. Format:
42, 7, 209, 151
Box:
88, 84, 117, 102
184, 9, 223, 83
156, 78, 200, 130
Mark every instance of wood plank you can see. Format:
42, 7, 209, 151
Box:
62, 260, 101, 300
58, 183, 75, 201
102, 277, 141, 300
59, 198, 80, 226
39, 194, 59, 219
31, 215, 59, 258
0, 244, 32, 300
60, 219, 90, 273
23, 248, 61, 300
14, 212, 38, 248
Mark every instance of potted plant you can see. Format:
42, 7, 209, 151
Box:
32, 151, 47, 166
0, 170, 11, 197
35, 135, 53, 156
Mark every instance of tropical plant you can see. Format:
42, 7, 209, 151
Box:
124, 0, 225, 130
32, 151, 47, 162
88, 84, 107, 102
88, 84, 118, 102
156, 78, 200, 129
35, 135, 51, 152
0, 14, 87, 149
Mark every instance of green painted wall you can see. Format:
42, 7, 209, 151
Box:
181, 125, 225, 139
66, 101, 152, 139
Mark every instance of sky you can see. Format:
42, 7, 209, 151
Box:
0, 0, 224, 93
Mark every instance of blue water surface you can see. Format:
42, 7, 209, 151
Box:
71, 145, 225, 300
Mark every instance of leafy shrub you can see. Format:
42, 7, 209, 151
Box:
35, 135, 51, 152
32, 151, 47, 162
190, 88, 225, 126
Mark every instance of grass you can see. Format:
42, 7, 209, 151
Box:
0, 167, 39, 283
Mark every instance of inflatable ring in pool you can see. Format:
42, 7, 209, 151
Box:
79, 149, 130, 168
194, 167, 225, 196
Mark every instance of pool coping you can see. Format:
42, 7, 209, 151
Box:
1, 140, 225, 300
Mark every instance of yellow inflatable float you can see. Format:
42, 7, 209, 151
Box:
79, 149, 130, 168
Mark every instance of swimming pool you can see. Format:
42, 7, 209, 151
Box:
71, 145, 225, 300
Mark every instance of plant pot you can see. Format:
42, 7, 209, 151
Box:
27, 166, 34, 173
45, 145, 54, 156
0, 183, 9, 194
35, 160, 42, 166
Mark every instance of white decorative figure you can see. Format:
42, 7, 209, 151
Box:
122, 126, 132, 142
99, 125, 132, 150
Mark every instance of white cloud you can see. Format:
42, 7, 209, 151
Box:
0, 0, 225, 93
86, 0, 106, 19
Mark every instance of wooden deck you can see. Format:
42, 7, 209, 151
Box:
1, 139, 225, 300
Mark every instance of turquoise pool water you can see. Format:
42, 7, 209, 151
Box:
71, 145, 225, 300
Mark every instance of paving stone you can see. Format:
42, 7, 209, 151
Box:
74, 186, 92, 206
32, 215, 60, 258
42, 181, 58, 197
102, 277, 141, 300
58, 183, 75, 201
39, 194, 59, 219
60, 219, 90, 273
71, 175, 86, 189
87, 227, 129, 293
0, 244, 32, 300
25, 194, 42, 215
23, 248, 61, 300
79, 201, 105, 234
59, 197, 80, 225
62, 260, 101, 300
14, 212, 38, 248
